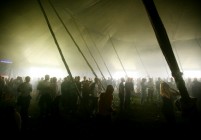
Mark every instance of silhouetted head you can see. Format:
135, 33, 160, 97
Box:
45, 74, 50, 81
25, 76, 30, 82
142, 78, 146, 82
106, 85, 114, 93
94, 77, 99, 83
121, 77, 125, 82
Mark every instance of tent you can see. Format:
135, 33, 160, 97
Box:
0, 0, 201, 79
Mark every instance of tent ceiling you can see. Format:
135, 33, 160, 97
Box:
0, 0, 201, 78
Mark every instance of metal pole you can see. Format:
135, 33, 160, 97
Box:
37, 0, 81, 99
142, 0, 197, 117
109, 34, 128, 77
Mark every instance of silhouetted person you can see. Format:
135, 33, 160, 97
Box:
191, 78, 201, 114
160, 81, 180, 126
80, 76, 91, 115
60, 76, 78, 115
50, 77, 59, 101
89, 77, 102, 116
118, 77, 125, 111
147, 78, 154, 103
0, 76, 6, 99
17, 76, 32, 128
12, 76, 23, 102
155, 77, 162, 101
124, 77, 134, 111
0, 88, 21, 134
97, 85, 114, 124
37, 75, 52, 117
140, 78, 147, 105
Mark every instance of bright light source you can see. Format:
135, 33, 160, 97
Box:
113, 71, 138, 79
28, 66, 67, 78
0, 59, 13, 64
183, 70, 201, 78
113, 71, 125, 80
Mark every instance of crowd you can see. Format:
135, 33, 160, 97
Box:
0, 74, 201, 136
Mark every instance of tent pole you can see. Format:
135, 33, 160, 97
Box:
66, 9, 107, 82
48, 0, 105, 90
109, 34, 128, 78
48, 0, 97, 78
81, 28, 122, 90
37, 0, 82, 99
87, 30, 120, 90
133, 43, 150, 77
172, 42, 184, 72
87, 29, 114, 80
142, 0, 197, 117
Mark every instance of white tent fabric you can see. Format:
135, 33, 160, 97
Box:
0, 0, 201, 79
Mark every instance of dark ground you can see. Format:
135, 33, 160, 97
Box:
17, 93, 201, 138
